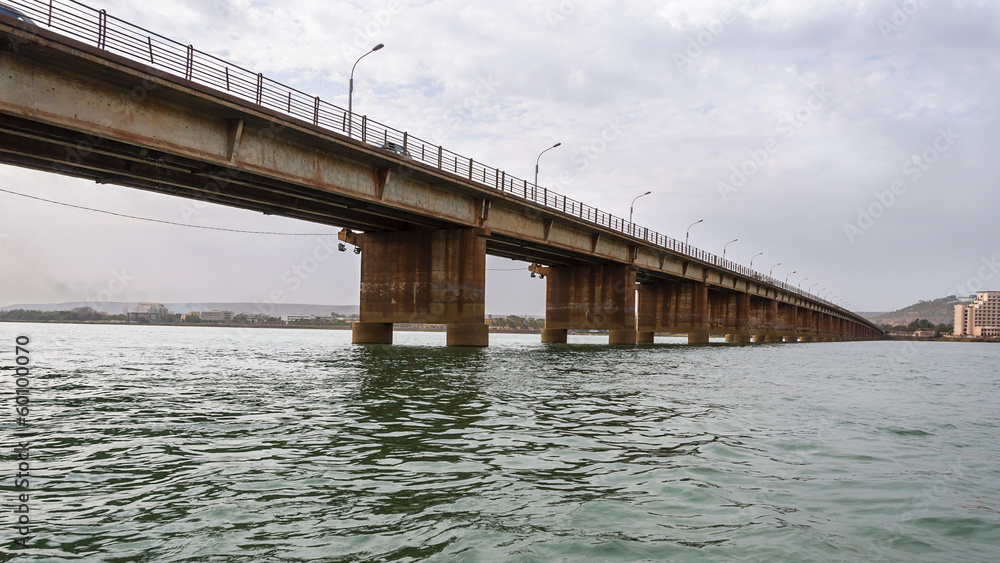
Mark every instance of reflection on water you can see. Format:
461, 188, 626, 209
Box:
1, 324, 998, 561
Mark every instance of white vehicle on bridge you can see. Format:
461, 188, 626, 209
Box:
0, 3, 35, 25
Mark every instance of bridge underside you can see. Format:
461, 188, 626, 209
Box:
0, 19, 883, 346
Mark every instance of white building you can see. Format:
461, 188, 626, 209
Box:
131, 302, 169, 321
201, 310, 234, 322
954, 292, 1000, 337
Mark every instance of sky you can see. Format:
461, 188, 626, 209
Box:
1, 0, 998, 315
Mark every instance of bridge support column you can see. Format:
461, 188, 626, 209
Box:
637, 331, 655, 344
688, 282, 710, 344
352, 228, 488, 347
758, 300, 782, 342
779, 303, 799, 342
799, 309, 815, 342
447, 323, 490, 347
352, 322, 394, 344
725, 293, 752, 343
543, 264, 636, 345
541, 328, 569, 344
637, 280, 710, 344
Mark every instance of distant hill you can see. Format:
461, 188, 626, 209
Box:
867, 295, 965, 326
0, 302, 359, 317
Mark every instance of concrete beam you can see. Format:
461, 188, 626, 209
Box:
544, 264, 636, 345
355, 228, 488, 346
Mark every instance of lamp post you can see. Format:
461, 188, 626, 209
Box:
749, 252, 763, 270
722, 238, 738, 262
808, 283, 818, 293
784, 270, 797, 284
685, 219, 703, 246
628, 191, 652, 225
348, 43, 384, 136
798, 277, 809, 290
534, 142, 561, 189
768, 263, 782, 277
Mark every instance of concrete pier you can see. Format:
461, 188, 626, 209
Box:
352, 228, 489, 347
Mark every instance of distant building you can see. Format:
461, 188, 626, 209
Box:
201, 310, 234, 322
130, 302, 169, 321
181, 312, 201, 321
954, 292, 1000, 337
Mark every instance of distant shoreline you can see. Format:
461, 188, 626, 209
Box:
5, 320, 996, 342
0, 319, 544, 334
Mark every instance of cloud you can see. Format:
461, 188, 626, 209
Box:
1, 0, 998, 312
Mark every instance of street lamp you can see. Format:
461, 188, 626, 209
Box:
722, 238, 738, 262
808, 282, 818, 293
348, 43, 384, 136
768, 263, 781, 277
534, 142, 561, 189
784, 270, 797, 284
685, 219, 703, 246
749, 252, 763, 270
798, 277, 809, 290
629, 191, 652, 225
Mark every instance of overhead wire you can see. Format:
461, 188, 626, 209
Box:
0, 187, 335, 236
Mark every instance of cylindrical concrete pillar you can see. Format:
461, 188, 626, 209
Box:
352, 322, 393, 344
541, 328, 568, 343
609, 329, 637, 346
446, 323, 489, 347
688, 330, 710, 344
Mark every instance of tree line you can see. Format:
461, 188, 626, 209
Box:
878, 318, 953, 336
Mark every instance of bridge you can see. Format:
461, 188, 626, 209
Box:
0, 0, 883, 346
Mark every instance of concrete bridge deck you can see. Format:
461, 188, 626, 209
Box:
0, 1, 883, 346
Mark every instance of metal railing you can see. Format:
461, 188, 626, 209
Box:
4, 0, 854, 317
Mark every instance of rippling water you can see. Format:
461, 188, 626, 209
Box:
2, 323, 999, 561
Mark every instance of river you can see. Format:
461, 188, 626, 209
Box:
1, 323, 998, 561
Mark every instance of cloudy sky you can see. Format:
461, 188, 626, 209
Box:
1, 0, 997, 315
